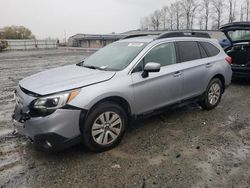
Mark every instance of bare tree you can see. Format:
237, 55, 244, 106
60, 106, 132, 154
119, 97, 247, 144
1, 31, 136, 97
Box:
167, 5, 175, 30
212, 0, 224, 29
246, 0, 250, 21
161, 6, 168, 30
198, 16, 205, 30
140, 17, 150, 30
197, 5, 205, 30
240, 4, 245, 21
150, 10, 162, 31
138, 0, 246, 30
172, 1, 183, 30
228, 0, 233, 22
190, 5, 199, 29
181, 0, 198, 29
160, 5, 175, 30
233, 0, 237, 21
201, 0, 210, 30
228, 0, 237, 23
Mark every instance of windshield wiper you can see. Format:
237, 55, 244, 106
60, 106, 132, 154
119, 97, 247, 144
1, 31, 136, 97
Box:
83, 65, 106, 70
76, 61, 108, 71
76, 61, 84, 66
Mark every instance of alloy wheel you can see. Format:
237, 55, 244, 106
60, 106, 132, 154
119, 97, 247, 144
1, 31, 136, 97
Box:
91, 111, 122, 145
208, 82, 221, 105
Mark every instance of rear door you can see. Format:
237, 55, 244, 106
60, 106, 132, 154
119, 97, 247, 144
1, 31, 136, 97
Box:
220, 22, 250, 44
131, 42, 183, 114
220, 23, 250, 66
176, 41, 208, 99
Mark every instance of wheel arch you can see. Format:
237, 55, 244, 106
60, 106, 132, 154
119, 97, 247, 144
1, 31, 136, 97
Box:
89, 96, 132, 116
211, 74, 226, 93
79, 96, 132, 129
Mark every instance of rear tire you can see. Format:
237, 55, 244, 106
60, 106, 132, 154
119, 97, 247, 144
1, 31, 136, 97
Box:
199, 78, 223, 110
81, 102, 127, 152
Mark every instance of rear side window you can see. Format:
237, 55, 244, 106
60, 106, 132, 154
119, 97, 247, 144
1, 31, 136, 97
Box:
177, 41, 201, 62
201, 42, 220, 57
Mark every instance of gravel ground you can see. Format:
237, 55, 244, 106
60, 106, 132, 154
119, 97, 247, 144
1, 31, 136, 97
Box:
0, 49, 249, 188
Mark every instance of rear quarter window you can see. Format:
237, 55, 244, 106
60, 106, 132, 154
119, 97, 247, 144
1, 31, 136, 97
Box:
198, 42, 209, 58
176, 41, 201, 62
201, 42, 220, 57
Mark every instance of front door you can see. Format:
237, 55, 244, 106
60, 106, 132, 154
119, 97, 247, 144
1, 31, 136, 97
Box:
131, 42, 183, 114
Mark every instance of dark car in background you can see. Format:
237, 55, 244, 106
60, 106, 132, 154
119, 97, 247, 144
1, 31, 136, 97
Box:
220, 22, 250, 78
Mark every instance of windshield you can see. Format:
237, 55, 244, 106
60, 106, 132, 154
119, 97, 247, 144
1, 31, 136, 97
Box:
228, 30, 250, 42
79, 42, 146, 71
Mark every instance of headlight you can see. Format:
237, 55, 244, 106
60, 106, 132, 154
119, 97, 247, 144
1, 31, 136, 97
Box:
32, 89, 80, 110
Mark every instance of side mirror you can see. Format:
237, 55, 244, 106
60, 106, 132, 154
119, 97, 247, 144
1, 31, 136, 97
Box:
142, 62, 161, 78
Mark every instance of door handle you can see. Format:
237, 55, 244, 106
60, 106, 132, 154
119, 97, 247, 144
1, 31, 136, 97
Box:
206, 63, 213, 68
173, 71, 182, 77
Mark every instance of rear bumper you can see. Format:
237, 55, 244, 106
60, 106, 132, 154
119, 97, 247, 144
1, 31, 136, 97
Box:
232, 65, 250, 78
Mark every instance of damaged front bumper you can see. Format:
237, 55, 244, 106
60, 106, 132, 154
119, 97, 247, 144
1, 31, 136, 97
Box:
12, 86, 85, 152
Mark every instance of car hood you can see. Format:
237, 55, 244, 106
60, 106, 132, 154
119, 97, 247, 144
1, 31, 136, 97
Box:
220, 22, 250, 44
19, 65, 116, 95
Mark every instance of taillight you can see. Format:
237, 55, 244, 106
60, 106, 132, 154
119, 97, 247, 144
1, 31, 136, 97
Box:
225, 56, 232, 65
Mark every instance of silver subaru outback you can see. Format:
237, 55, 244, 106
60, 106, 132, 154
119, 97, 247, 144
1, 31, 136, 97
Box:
13, 32, 232, 152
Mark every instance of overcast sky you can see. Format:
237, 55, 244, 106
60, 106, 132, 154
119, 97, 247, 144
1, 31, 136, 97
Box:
0, 0, 174, 40
1, 0, 246, 40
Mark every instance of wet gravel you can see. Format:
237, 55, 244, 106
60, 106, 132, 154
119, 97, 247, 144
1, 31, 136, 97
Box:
0, 49, 249, 188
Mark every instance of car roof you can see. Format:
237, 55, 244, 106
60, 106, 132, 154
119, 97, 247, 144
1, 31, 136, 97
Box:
118, 31, 211, 44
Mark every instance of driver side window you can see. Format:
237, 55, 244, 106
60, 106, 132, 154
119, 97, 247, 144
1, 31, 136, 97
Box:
132, 42, 176, 73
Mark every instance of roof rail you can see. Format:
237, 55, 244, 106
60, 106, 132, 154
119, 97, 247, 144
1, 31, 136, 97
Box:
122, 33, 158, 39
156, 31, 211, 39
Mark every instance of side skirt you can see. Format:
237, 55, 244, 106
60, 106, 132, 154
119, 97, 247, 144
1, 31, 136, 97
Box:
135, 95, 204, 120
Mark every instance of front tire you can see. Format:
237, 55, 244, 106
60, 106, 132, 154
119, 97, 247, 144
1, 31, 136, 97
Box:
199, 78, 223, 110
81, 102, 127, 152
